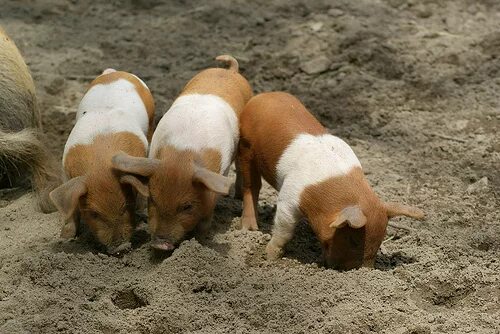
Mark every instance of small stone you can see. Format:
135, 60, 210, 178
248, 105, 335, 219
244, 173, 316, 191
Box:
45, 77, 65, 95
56, 321, 68, 331
392, 327, 408, 334
448, 119, 468, 131
328, 8, 344, 17
466, 5, 478, 15
255, 16, 265, 25
300, 56, 331, 75
405, 326, 431, 334
467, 177, 489, 193
310, 22, 323, 32
415, 4, 432, 18
131, 0, 160, 9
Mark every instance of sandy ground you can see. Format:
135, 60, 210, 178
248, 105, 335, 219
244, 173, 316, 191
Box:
0, 0, 499, 333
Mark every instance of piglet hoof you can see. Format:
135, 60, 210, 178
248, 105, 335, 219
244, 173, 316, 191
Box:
135, 211, 148, 224
241, 217, 258, 231
107, 241, 132, 255
266, 242, 284, 261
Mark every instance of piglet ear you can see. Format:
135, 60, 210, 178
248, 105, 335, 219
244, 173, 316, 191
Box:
329, 206, 367, 229
49, 176, 87, 220
111, 151, 159, 177
192, 164, 232, 195
120, 175, 149, 198
385, 202, 424, 220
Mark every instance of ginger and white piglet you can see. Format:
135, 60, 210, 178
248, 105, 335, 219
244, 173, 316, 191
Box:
50, 69, 155, 254
112, 55, 252, 250
238, 92, 424, 270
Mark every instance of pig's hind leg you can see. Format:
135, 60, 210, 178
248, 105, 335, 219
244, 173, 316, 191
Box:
234, 158, 243, 200
238, 144, 261, 231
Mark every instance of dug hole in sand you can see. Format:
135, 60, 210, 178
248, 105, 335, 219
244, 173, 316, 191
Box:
1, 0, 499, 333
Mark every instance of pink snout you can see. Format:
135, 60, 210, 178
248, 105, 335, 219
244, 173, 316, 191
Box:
151, 237, 175, 251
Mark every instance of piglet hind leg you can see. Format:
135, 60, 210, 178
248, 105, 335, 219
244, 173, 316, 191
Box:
266, 203, 299, 260
233, 158, 243, 200
238, 148, 261, 231
241, 181, 260, 231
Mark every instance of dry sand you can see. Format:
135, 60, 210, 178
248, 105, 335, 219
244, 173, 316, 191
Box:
0, 0, 499, 333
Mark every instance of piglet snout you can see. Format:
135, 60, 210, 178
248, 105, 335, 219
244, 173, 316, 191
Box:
107, 241, 132, 255
151, 237, 175, 251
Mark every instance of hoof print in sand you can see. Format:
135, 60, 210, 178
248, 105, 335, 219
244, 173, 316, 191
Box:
112, 289, 148, 310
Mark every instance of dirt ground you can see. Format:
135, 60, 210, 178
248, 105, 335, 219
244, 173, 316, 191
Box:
0, 0, 499, 333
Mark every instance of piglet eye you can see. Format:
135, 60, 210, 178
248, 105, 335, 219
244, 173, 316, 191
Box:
179, 203, 193, 212
89, 211, 100, 220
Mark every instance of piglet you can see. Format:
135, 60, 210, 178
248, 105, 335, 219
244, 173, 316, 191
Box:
238, 92, 424, 270
50, 69, 155, 254
112, 55, 252, 250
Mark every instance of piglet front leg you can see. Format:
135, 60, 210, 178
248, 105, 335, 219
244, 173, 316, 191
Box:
196, 215, 213, 238
266, 199, 299, 260
60, 212, 80, 239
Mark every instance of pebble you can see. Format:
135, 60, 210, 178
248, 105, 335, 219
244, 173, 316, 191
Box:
57, 321, 68, 331
328, 8, 344, 17
300, 56, 331, 75
45, 76, 65, 95
310, 22, 323, 32
415, 4, 432, 18
466, 177, 489, 194
131, 0, 160, 9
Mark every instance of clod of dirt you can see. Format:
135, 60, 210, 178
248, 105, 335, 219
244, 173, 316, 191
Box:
328, 8, 344, 17
466, 176, 489, 193
111, 289, 148, 310
44, 76, 65, 95
130, 0, 161, 9
300, 55, 331, 74
375, 251, 416, 270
